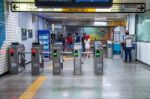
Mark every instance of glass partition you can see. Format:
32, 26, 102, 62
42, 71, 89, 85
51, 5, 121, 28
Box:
137, 11, 150, 42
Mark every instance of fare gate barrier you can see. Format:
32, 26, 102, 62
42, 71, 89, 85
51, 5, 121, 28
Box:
73, 43, 82, 75
93, 41, 103, 75
9, 43, 25, 74
31, 43, 44, 75
41, 42, 104, 75
107, 41, 113, 58
52, 43, 63, 75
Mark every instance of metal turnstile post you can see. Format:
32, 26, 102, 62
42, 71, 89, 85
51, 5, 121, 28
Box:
52, 43, 63, 75
107, 41, 113, 58
74, 43, 82, 75
31, 43, 44, 75
9, 43, 25, 74
93, 41, 103, 75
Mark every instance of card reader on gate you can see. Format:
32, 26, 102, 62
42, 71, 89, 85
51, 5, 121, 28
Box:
96, 50, 100, 57
32, 49, 36, 57
10, 48, 15, 56
53, 50, 57, 57
74, 50, 79, 57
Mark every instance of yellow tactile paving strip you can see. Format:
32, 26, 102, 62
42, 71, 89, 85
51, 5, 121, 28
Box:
63, 56, 73, 60
19, 76, 48, 99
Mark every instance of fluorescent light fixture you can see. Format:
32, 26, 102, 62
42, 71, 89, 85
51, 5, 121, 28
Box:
94, 22, 107, 26
62, 91, 69, 97
52, 17, 68, 19
94, 18, 107, 21
144, 19, 150, 22
96, 8, 111, 12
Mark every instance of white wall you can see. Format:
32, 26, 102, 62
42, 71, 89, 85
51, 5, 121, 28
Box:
137, 42, 150, 65
0, 1, 48, 75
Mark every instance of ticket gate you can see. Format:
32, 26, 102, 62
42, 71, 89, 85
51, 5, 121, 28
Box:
31, 43, 44, 75
107, 41, 113, 58
52, 43, 63, 75
93, 41, 103, 75
73, 43, 82, 75
9, 43, 25, 74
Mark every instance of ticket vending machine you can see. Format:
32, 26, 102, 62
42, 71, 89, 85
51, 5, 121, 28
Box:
31, 43, 44, 75
52, 43, 63, 75
9, 43, 25, 74
74, 43, 82, 75
93, 41, 103, 75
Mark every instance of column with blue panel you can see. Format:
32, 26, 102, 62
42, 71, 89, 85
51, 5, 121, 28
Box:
38, 30, 51, 59
0, 0, 5, 49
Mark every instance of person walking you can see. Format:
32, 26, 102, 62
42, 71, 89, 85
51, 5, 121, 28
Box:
58, 34, 65, 51
67, 33, 73, 51
75, 33, 81, 43
124, 31, 133, 63
81, 33, 86, 52
84, 37, 91, 58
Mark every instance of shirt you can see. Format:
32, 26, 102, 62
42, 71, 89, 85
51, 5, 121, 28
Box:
125, 35, 133, 48
67, 36, 73, 44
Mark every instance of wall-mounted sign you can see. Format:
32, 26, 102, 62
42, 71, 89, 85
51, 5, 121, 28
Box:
35, 0, 113, 8
21, 28, 27, 40
11, 2, 146, 13
28, 29, 33, 38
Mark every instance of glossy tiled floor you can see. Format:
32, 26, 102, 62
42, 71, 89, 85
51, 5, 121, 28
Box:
0, 56, 150, 99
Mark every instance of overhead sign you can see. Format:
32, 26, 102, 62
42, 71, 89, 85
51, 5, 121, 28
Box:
11, 3, 146, 13
35, 0, 113, 8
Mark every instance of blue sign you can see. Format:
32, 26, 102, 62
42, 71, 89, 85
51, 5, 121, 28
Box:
76, 0, 111, 2
35, 0, 112, 7
0, 0, 5, 49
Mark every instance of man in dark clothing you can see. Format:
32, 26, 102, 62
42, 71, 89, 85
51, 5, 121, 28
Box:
124, 31, 133, 63
81, 33, 86, 52
58, 34, 65, 51
75, 33, 81, 43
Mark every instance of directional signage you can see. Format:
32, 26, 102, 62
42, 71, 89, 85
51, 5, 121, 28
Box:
11, 2, 146, 13
12, 4, 19, 11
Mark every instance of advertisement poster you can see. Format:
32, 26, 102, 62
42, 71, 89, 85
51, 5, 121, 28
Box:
83, 27, 109, 41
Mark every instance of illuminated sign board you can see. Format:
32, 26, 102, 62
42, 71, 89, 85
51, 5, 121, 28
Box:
35, 0, 113, 8
11, 3, 145, 13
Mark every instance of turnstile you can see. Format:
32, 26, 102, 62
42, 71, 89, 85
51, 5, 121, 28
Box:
107, 41, 113, 58
93, 41, 103, 75
73, 43, 82, 75
52, 43, 63, 75
31, 43, 44, 75
9, 43, 25, 74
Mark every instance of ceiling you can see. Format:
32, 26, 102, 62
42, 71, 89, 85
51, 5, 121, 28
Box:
8, 0, 150, 23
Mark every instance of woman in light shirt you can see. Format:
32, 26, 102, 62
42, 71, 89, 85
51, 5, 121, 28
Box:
84, 38, 91, 58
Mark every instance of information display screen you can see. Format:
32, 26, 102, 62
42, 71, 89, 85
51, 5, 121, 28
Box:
35, 0, 112, 8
